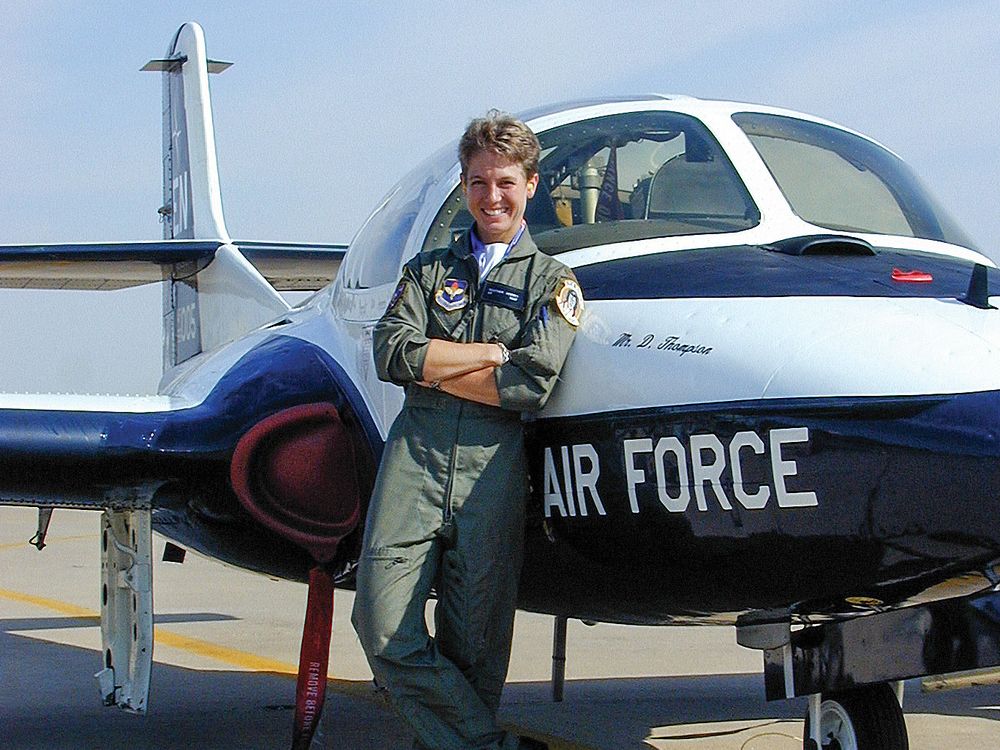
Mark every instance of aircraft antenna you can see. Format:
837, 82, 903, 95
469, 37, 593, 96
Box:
962, 263, 995, 309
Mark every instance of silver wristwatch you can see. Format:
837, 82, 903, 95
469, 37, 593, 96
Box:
496, 341, 511, 365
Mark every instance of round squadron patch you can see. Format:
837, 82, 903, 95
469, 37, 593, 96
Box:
435, 278, 469, 312
554, 278, 583, 327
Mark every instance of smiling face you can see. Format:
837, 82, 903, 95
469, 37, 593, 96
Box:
461, 149, 539, 244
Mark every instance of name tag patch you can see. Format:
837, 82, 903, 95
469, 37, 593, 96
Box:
435, 278, 469, 312
482, 282, 525, 312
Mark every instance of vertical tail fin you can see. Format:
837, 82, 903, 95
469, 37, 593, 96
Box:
143, 22, 232, 241
144, 23, 289, 371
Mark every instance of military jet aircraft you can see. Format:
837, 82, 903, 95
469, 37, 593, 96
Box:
3, 21, 1000, 750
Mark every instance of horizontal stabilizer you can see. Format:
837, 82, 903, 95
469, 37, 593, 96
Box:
0, 241, 219, 289
0, 239, 292, 369
141, 58, 233, 74
236, 240, 347, 291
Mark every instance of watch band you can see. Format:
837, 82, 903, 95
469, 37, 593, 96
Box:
496, 341, 511, 365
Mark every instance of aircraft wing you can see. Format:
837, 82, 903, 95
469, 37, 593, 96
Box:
0, 396, 194, 509
0, 239, 344, 292
235, 240, 346, 291
0, 241, 219, 290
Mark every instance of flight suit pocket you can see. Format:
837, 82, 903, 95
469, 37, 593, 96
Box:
486, 319, 524, 347
481, 280, 529, 345
365, 546, 411, 570
426, 275, 473, 340
482, 302, 528, 346
427, 306, 468, 341
354, 541, 437, 659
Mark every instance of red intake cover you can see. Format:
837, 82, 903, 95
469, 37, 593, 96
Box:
230, 403, 361, 563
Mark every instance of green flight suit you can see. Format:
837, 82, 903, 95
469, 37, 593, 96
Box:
352, 227, 579, 750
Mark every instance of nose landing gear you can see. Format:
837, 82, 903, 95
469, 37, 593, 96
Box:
803, 684, 908, 750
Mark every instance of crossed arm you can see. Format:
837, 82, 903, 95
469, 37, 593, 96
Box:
375, 263, 578, 412
418, 339, 504, 407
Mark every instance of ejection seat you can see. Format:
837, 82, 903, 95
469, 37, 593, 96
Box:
644, 154, 755, 229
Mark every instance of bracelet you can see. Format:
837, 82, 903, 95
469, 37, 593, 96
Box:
496, 341, 511, 365
429, 380, 442, 390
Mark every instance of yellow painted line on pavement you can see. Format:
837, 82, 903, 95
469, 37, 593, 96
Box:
153, 628, 297, 674
0, 586, 593, 748
0, 587, 98, 620
0, 533, 93, 551
0, 586, 296, 673
0, 587, 363, 691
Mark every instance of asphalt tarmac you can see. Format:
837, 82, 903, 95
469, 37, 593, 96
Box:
3, 507, 1000, 749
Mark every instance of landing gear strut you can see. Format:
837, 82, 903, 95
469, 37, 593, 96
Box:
803, 684, 908, 750
95, 508, 154, 713
750, 592, 1000, 750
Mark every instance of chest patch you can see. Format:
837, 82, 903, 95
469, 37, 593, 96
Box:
481, 281, 526, 312
435, 278, 469, 312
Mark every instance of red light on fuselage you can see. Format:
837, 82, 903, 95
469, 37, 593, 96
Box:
891, 268, 933, 283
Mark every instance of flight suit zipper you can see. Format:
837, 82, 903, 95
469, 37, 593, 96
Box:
443, 258, 480, 528
442, 400, 463, 526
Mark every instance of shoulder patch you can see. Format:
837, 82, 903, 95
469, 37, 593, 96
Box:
554, 278, 584, 327
386, 279, 407, 314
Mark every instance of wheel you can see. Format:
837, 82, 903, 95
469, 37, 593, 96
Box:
803, 683, 908, 749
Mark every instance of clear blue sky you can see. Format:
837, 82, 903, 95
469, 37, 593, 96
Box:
1, 2, 998, 392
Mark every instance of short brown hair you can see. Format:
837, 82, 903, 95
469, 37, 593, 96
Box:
459, 110, 540, 179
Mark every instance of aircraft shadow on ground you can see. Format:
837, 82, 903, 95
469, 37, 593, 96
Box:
0, 621, 408, 750
2, 612, 238, 631
505, 673, 1000, 748
3, 620, 1000, 749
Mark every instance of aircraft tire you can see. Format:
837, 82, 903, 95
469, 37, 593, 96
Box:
802, 683, 909, 750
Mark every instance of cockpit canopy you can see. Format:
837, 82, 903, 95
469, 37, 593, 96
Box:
732, 112, 975, 248
340, 101, 976, 290
425, 110, 759, 255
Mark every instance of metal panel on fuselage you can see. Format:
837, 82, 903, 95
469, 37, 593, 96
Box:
543, 247, 1000, 417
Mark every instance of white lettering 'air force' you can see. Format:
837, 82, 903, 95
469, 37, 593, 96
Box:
543, 427, 817, 519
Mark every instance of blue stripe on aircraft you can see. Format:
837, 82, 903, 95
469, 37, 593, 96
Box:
0, 336, 383, 465
519, 388, 1000, 620
528, 389, 1000, 458
575, 245, 1000, 301
0, 241, 221, 264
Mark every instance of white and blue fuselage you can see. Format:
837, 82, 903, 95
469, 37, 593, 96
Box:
3, 61, 999, 625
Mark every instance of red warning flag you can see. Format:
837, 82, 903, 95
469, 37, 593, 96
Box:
291, 566, 336, 750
